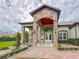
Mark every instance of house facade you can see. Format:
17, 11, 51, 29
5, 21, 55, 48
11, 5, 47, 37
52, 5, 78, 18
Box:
19, 4, 79, 48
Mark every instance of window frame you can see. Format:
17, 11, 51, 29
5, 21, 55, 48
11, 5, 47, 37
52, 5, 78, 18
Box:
58, 30, 68, 40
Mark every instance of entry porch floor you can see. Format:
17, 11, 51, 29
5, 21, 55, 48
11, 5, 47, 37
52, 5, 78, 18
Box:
15, 46, 79, 59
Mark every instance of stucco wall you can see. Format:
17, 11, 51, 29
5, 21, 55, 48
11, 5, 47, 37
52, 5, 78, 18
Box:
76, 24, 79, 38
70, 26, 76, 38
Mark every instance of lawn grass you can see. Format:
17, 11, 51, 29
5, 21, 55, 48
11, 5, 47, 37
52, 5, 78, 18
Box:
0, 41, 16, 48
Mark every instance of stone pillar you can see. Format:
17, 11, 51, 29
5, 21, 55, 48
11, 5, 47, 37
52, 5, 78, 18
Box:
32, 22, 37, 47
53, 20, 58, 49
20, 26, 25, 46
29, 29, 32, 46
40, 26, 44, 44
37, 25, 41, 44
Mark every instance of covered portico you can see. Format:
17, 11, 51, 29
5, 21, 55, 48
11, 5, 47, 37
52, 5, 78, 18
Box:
19, 4, 61, 48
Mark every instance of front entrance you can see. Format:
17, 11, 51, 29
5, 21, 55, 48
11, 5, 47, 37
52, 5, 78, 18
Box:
45, 32, 52, 43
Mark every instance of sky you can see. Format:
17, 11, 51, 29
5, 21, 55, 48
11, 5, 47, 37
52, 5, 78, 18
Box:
0, 0, 79, 32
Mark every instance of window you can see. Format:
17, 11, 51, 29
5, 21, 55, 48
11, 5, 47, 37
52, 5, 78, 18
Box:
49, 34, 51, 40
63, 33, 67, 39
59, 33, 63, 39
59, 31, 68, 40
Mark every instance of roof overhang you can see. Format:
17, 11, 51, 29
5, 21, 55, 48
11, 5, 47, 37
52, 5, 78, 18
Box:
30, 4, 61, 20
19, 22, 33, 27
19, 22, 33, 25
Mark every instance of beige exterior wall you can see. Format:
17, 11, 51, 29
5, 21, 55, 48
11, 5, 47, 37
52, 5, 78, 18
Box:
76, 24, 79, 38
70, 26, 76, 38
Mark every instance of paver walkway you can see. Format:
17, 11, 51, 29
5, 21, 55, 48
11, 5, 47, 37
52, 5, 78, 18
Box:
15, 47, 79, 59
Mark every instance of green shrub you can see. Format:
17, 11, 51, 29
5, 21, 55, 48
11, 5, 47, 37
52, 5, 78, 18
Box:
58, 40, 70, 44
58, 38, 79, 46
24, 31, 29, 43
15, 32, 21, 48
0, 35, 10, 38
0, 38, 16, 42
0, 47, 9, 50
58, 47, 79, 50
0, 35, 16, 42
69, 38, 79, 46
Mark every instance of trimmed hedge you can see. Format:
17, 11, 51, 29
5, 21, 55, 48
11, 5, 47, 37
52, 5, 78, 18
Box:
16, 32, 21, 48
58, 40, 70, 44
0, 47, 9, 50
24, 31, 29, 43
58, 38, 79, 46
58, 48, 79, 50
0, 38, 16, 42
69, 38, 79, 46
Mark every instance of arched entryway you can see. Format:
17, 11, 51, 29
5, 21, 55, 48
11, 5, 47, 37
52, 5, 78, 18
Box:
20, 4, 60, 48
38, 18, 54, 44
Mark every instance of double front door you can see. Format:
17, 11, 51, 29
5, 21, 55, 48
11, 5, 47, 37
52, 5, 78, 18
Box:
45, 32, 52, 43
